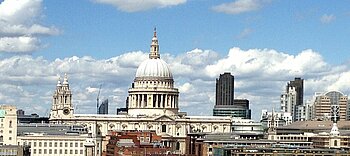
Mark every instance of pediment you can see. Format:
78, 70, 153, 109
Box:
153, 114, 175, 122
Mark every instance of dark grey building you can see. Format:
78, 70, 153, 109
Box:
284, 77, 304, 121
213, 99, 251, 119
215, 72, 234, 106
98, 99, 108, 114
213, 73, 251, 119
287, 77, 304, 107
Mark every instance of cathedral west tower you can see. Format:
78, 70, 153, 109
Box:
50, 73, 74, 121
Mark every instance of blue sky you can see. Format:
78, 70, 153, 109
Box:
1, 0, 350, 120
32, 0, 350, 63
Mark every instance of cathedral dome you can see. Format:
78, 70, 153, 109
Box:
135, 58, 172, 78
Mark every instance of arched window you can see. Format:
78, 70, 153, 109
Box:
334, 140, 338, 146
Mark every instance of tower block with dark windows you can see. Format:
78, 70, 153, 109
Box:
213, 72, 251, 119
281, 77, 304, 121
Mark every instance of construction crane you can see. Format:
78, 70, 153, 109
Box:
97, 84, 102, 114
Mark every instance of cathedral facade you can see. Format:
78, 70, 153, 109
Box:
49, 29, 232, 155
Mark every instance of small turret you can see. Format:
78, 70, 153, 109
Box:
63, 73, 69, 85
57, 77, 62, 87
149, 27, 160, 59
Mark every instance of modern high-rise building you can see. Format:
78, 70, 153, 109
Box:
98, 99, 108, 114
280, 77, 304, 121
215, 72, 234, 106
213, 73, 251, 119
310, 91, 349, 121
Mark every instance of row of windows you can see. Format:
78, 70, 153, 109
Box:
25, 141, 84, 148
0, 130, 12, 134
0, 136, 12, 141
33, 149, 83, 155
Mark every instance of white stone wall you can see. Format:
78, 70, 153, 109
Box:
17, 135, 102, 156
0, 105, 17, 145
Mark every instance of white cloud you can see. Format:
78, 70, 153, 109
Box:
0, 0, 59, 53
93, 0, 187, 12
236, 28, 253, 39
320, 14, 336, 24
212, 0, 268, 15
0, 36, 41, 52
0, 48, 349, 120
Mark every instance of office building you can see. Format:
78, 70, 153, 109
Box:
16, 123, 102, 156
98, 99, 108, 114
213, 73, 251, 119
281, 77, 304, 121
215, 72, 234, 106
213, 99, 251, 119
310, 91, 348, 121
17, 110, 49, 123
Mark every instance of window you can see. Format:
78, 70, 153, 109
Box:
39, 142, 42, 147
44, 142, 47, 147
9, 130, 11, 134
49, 149, 52, 154
75, 142, 78, 147
176, 142, 180, 150
34, 142, 36, 147
65, 142, 68, 147
75, 150, 78, 154
9, 137, 11, 140
70, 142, 73, 147
162, 125, 166, 133
44, 149, 47, 154
65, 149, 68, 154
80, 150, 83, 154
59, 149, 62, 154
70, 150, 73, 154
54, 149, 57, 154
33, 149, 36, 154
80, 142, 83, 147
54, 142, 57, 147
9, 121, 12, 128
39, 149, 42, 154
49, 142, 52, 147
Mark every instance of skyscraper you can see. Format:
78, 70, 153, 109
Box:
213, 72, 251, 119
215, 72, 234, 106
98, 99, 109, 114
281, 77, 304, 121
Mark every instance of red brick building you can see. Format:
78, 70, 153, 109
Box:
105, 131, 171, 156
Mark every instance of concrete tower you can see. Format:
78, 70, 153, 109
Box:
215, 72, 234, 106
213, 72, 251, 119
281, 77, 304, 121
